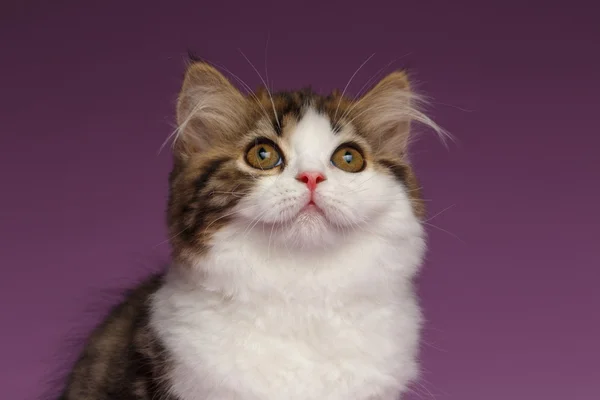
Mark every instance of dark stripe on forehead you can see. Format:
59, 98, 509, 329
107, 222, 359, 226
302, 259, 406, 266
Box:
271, 89, 313, 135
378, 159, 408, 183
269, 88, 347, 135
329, 118, 342, 133
295, 87, 313, 105
315, 93, 344, 133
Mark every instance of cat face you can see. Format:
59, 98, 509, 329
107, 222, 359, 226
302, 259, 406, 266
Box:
167, 62, 438, 260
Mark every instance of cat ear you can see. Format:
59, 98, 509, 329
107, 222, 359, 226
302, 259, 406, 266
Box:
353, 70, 439, 154
174, 61, 247, 160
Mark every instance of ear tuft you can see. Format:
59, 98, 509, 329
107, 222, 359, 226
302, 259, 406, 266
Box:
254, 85, 270, 101
373, 70, 411, 92
186, 49, 204, 63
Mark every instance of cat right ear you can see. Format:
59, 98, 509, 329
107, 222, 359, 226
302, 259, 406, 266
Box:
174, 61, 247, 160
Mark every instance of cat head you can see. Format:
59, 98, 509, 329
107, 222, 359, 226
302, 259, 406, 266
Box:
166, 61, 441, 262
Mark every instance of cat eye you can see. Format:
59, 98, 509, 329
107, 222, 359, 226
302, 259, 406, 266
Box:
245, 140, 283, 170
330, 145, 365, 173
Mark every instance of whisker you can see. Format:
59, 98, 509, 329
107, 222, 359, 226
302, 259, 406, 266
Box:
354, 57, 399, 100
238, 48, 280, 129
209, 190, 253, 198
264, 32, 272, 91
354, 198, 433, 202
267, 217, 277, 260
425, 204, 456, 222
337, 54, 410, 124
152, 202, 261, 248
203, 204, 261, 234
209, 61, 272, 123
421, 338, 447, 353
423, 221, 464, 243
219, 206, 268, 240
243, 207, 272, 238
333, 53, 376, 122
152, 228, 188, 248
432, 100, 474, 113
409, 380, 439, 400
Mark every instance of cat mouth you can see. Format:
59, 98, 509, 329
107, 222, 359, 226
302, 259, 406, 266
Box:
300, 200, 324, 215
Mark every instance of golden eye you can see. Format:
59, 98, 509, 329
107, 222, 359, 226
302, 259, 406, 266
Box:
245, 141, 283, 170
331, 145, 365, 173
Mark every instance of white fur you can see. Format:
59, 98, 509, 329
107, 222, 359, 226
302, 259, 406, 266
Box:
151, 109, 426, 400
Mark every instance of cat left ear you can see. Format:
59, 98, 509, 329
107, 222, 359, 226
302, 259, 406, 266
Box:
352, 70, 434, 155
174, 61, 247, 161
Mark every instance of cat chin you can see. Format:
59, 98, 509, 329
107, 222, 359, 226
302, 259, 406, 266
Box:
243, 209, 347, 251
279, 216, 338, 250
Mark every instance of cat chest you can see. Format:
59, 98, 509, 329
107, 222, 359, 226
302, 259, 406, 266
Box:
163, 299, 416, 400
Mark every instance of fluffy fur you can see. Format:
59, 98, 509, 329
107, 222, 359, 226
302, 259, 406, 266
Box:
59, 60, 441, 400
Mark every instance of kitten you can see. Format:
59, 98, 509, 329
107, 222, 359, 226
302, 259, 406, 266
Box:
58, 60, 441, 400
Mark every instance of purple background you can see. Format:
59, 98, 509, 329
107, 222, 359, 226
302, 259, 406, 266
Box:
1, 1, 599, 399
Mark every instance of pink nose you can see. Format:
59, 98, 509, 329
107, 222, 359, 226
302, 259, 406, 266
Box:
296, 171, 326, 191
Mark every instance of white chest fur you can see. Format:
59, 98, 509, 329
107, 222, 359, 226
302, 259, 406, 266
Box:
151, 222, 425, 400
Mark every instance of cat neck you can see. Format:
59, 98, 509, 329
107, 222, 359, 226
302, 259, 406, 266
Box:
167, 220, 425, 302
